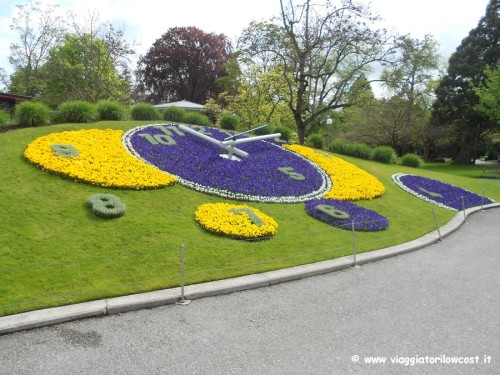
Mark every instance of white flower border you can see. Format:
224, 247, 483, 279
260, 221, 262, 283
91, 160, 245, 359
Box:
392, 173, 495, 211
123, 124, 332, 203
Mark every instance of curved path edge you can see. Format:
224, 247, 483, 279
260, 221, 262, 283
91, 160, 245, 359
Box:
2, 203, 499, 336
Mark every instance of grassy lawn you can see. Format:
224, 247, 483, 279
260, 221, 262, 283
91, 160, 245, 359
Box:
1, 121, 499, 316
421, 161, 500, 179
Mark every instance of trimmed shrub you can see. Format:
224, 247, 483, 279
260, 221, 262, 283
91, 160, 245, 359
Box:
253, 124, 274, 135
97, 100, 126, 121
162, 106, 187, 122
59, 101, 98, 123
219, 113, 239, 130
372, 146, 397, 164
273, 126, 293, 142
0, 109, 11, 126
400, 153, 422, 168
183, 111, 211, 126
15, 101, 51, 127
330, 140, 373, 160
130, 103, 160, 120
307, 134, 324, 149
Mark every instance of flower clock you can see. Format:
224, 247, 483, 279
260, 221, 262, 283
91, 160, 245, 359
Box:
392, 173, 495, 211
24, 123, 390, 239
123, 124, 331, 203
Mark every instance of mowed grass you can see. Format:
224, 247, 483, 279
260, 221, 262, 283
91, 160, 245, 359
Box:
1, 121, 499, 316
421, 161, 500, 179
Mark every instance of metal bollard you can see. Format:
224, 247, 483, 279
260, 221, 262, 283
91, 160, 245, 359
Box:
351, 220, 359, 268
177, 244, 191, 305
461, 196, 466, 222
432, 208, 442, 242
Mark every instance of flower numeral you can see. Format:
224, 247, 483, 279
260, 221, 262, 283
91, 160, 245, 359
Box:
316, 204, 350, 220
138, 133, 176, 146
229, 208, 264, 227
50, 144, 79, 157
88, 194, 126, 219
418, 187, 443, 198
278, 167, 305, 181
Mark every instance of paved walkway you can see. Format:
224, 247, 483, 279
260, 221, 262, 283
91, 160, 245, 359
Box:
0, 208, 499, 375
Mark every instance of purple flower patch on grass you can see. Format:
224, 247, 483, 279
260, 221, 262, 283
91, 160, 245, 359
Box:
392, 173, 495, 211
305, 198, 389, 231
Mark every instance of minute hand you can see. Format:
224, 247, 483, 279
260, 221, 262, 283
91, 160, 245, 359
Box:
178, 124, 249, 158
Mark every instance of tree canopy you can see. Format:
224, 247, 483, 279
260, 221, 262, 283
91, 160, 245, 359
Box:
474, 65, 500, 125
135, 27, 232, 104
430, 0, 500, 164
238, 0, 398, 144
41, 33, 130, 105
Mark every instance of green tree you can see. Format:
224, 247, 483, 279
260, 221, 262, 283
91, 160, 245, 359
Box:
366, 34, 441, 155
8, 2, 66, 97
41, 33, 130, 105
221, 66, 295, 130
135, 27, 231, 104
238, 0, 397, 144
474, 65, 500, 125
430, 0, 499, 164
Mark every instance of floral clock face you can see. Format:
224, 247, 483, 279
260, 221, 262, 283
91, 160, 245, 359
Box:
123, 124, 332, 203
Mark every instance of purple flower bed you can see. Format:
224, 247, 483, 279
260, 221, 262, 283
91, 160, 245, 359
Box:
305, 198, 389, 231
392, 173, 495, 211
123, 124, 331, 203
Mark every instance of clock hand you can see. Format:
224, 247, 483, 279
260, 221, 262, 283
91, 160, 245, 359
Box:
178, 124, 249, 158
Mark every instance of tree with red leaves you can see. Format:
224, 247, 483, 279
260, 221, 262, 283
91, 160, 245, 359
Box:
135, 26, 232, 104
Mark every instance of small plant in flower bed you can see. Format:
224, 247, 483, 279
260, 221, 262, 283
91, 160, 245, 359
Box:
392, 173, 495, 211
87, 194, 126, 218
195, 202, 278, 240
305, 198, 389, 231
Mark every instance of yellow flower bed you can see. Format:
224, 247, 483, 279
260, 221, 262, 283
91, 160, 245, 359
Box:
195, 203, 279, 240
284, 144, 385, 200
24, 129, 177, 189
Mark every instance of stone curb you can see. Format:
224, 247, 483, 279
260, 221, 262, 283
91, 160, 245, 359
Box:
1, 203, 499, 336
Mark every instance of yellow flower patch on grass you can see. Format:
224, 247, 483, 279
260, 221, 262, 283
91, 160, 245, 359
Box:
24, 129, 176, 189
195, 203, 278, 240
284, 144, 385, 200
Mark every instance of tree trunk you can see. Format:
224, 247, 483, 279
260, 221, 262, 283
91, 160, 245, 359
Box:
452, 147, 476, 165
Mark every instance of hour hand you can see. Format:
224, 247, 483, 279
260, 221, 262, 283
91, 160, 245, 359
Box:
178, 124, 249, 158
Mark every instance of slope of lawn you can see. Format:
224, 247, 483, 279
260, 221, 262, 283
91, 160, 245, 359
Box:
1, 121, 499, 316
421, 161, 500, 179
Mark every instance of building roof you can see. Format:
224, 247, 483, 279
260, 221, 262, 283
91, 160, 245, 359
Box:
0, 92, 33, 103
154, 100, 205, 111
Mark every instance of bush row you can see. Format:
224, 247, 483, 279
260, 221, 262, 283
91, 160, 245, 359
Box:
12, 100, 213, 127
308, 136, 423, 167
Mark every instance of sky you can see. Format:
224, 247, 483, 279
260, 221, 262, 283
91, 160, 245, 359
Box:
0, 0, 491, 80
